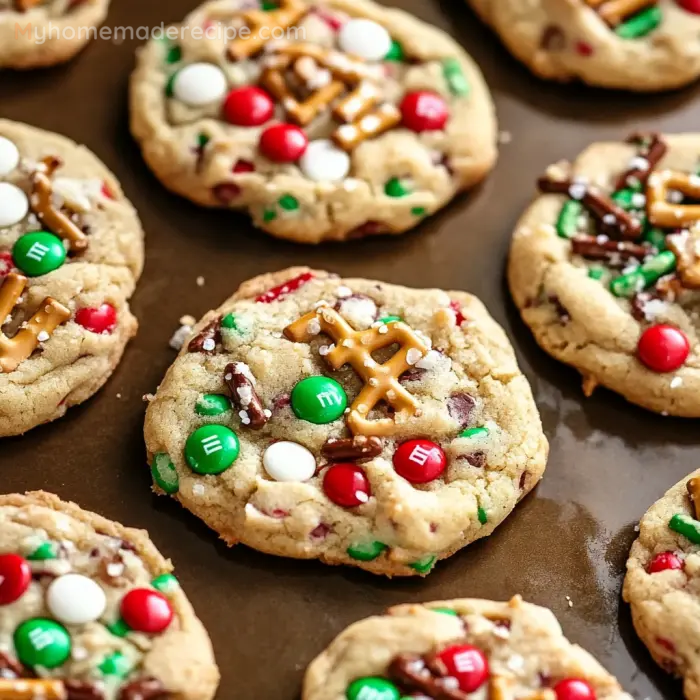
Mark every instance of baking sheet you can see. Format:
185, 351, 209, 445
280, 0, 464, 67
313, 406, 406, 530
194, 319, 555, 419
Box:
1, 0, 698, 697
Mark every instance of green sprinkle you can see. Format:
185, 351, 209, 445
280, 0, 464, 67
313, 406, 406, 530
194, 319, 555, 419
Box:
384, 40, 404, 62
615, 6, 661, 39
442, 57, 470, 96
107, 619, 130, 638
99, 651, 132, 677
165, 44, 182, 64
221, 313, 237, 330
410, 554, 437, 574
430, 607, 459, 616
384, 178, 411, 198
411, 206, 426, 217
459, 426, 489, 440
347, 541, 387, 562
644, 226, 666, 251
263, 208, 277, 222
27, 542, 58, 561
610, 251, 676, 298
378, 315, 402, 324
151, 453, 179, 495
477, 507, 488, 525
152, 573, 180, 594
669, 513, 700, 544
556, 200, 583, 239
197, 133, 210, 149
195, 394, 231, 417
588, 267, 605, 281
278, 194, 300, 211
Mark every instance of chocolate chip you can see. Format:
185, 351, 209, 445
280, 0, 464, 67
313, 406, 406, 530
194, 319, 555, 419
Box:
519, 471, 528, 490
464, 451, 486, 468
447, 393, 475, 430
540, 24, 566, 50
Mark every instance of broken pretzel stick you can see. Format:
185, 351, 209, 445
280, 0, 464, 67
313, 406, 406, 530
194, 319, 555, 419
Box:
584, 0, 656, 26
646, 170, 700, 229
0, 272, 71, 374
332, 103, 401, 152
272, 42, 377, 84
333, 81, 382, 123
667, 229, 700, 289
322, 435, 383, 463
0, 679, 67, 699
31, 157, 88, 253
388, 653, 468, 700
284, 307, 428, 436
615, 133, 667, 190
571, 234, 649, 263
187, 316, 221, 354
225, 362, 269, 429
688, 477, 700, 520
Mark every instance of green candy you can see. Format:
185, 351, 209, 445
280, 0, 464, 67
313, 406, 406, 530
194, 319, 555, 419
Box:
347, 541, 387, 562
478, 507, 488, 525
165, 71, 177, 97
411, 206, 426, 217
410, 554, 437, 574
279, 194, 300, 211
615, 6, 661, 39
14, 619, 71, 669
346, 678, 400, 700
221, 313, 237, 330
263, 208, 277, 222
197, 133, 210, 149
151, 453, 179, 495
443, 57, 470, 96
669, 513, 700, 544
384, 178, 411, 198
185, 424, 240, 475
107, 619, 130, 638
609, 250, 676, 298
611, 188, 643, 211
165, 44, 182, 64
27, 541, 58, 561
378, 315, 401, 324
99, 651, 132, 677
459, 426, 489, 440
261, 0, 277, 9
13, 232, 66, 277
588, 267, 605, 281
431, 607, 459, 616
291, 376, 347, 424
644, 226, 666, 250
195, 394, 231, 416
384, 40, 404, 62
152, 573, 180, 594
556, 200, 583, 239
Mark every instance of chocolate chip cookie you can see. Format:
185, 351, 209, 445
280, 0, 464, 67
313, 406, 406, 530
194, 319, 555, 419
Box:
144, 267, 548, 577
130, 0, 497, 244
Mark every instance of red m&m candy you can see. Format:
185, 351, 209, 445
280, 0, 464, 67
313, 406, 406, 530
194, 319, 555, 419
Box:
393, 439, 446, 484
436, 645, 488, 692
323, 464, 371, 508
400, 91, 449, 133
637, 324, 690, 373
222, 86, 274, 127
259, 124, 308, 163
120, 588, 173, 634
75, 303, 117, 334
554, 678, 596, 700
648, 551, 684, 574
0, 554, 31, 605
677, 0, 700, 13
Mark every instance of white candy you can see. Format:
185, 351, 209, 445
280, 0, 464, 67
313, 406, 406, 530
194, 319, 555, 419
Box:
299, 140, 351, 182
46, 574, 106, 625
338, 19, 392, 62
263, 441, 316, 482
0, 183, 29, 227
172, 63, 228, 106
0, 137, 20, 177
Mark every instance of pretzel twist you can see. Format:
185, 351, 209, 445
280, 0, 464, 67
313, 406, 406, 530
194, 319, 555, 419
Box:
0, 679, 67, 699
646, 170, 700, 229
584, 0, 656, 26
284, 307, 428, 436
0, 272, 71, 374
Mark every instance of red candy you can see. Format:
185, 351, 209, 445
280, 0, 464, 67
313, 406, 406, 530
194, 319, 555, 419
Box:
0, 554, 31, 605
259, 123, 308, 163
637, 324, 690, 373
575, 41, 594, 57
323, 464, 371, 508
75, 303, 117, 334
256, 272, 314, 303
436, 645, 489, 693
0, 251, 13, 277
400, 91, 449, 133
450, 299, 466, 327
120, 588, 173, 634
233, 160, 255, 174
223, 86, 274, 127
554, 679, 596, 700
393, 439, 446, 484
648, 551, 684, 574
677, 0, 700, 13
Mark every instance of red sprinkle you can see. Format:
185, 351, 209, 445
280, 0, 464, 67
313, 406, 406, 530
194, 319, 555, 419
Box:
450, 299, 466, 326
75, 303, 117, 334
554, 679, 596, 700
222, 86, 274, 127
575, 41, 594, 57
400, 91, 449, 133
322, 464, 371, 508
120, 589, 173, 634
677, 0, 700, 13
259, 123, 308, 163
648, 551, 684, 574
393, 439, 447, 484
637, 324, 690, 373
255, 272, 314, 303
233, 160, 255, 174
101, 183, 115, 200
0, 252, 14, 277
0, 554, 31, 605
436, 645, 489, 693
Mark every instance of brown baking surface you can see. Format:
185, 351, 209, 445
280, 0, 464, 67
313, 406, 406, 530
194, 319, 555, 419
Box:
0, 1, 697, 698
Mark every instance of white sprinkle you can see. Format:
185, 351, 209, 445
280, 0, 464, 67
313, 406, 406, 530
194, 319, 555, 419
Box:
307, 318, 321, 335
416, 349, 441, 371
319, 343, 335, 356
239, 410, 251, 425
342, 339, 354, 347
263, 409, 272, 418
628, 156, 649, 172
634, 524, 640, 532
631, 193, 646, 209
368, 378, 379, 386
37, 331, 49, 342
565, 595, 573, 608
506, 654, 525, 671
406, 348, 423, 365
671, 377, 683, 389
378, 325, 388, 334
568, 183, 587, 200
106, 562, 124, 578
196, 276, 205, 287
363, 358, 375, 367
202, 338, 216, 352
336, 286, 352, 298
71, 647, 89, 661
192, 483, 206, 496
169, 324, 192, 350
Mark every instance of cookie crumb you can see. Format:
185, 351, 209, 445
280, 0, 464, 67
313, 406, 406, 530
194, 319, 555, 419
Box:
196, 276, 205, 287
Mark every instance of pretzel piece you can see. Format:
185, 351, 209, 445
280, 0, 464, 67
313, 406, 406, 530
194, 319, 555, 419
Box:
13, 0, 43, 10
284, 307, 428, 436
584, 0, 656, 25
228, 0, 308, 61
0, 272, 71, 374
646, 170, 700, 229
31, 157, 88, 253
273, 42, 376, 83
688, 477, 700, 520
0, 679, 67, 699
332, 103, 401, 152
616, 133, 667, 190
667, 229, 700, 289
333, 81, 382, 123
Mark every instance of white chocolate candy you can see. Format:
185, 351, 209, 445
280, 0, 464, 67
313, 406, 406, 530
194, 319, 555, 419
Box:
0, 183, 29, 227
0, 137, 20, 177
46, 573, 107, 625
299, 140, 351, 182
263, 441, 316, 482
172, 63, 228, 106
338, 19, 392, 62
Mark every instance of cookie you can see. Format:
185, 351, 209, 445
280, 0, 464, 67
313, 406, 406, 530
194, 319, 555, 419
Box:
0, 490, 219, 699
622, 468, 700, 699
508, 132, 700, 417
0, 120, 144, 436
0, 0, 110, 69
144, 267, 548, 577
303, 595, 632, 700
129, 0, 497, 244
467, 0, 700, 92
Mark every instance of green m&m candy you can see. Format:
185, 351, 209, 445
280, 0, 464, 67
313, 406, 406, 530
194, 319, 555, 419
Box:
14, 618, 71, 668
410, 554, 437, 574
152, 573, 179, 594
13, 232, 66, 277
347, 541, 387, 562
185, 425, 240, 474
195, 394, 231, 416
27, 541, 58, 561
291, 376, 347, 424
98, 650, 132, 677
346, 677, 400, 700
151, 453, 179, 494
